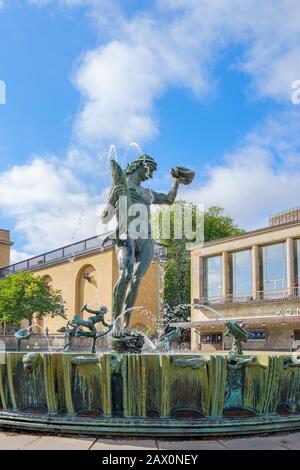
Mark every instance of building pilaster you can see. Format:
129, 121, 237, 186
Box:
286, 237, 295, 296
252, 244, 260, 300
191, 254, 203, 350
222, 251, 230, 302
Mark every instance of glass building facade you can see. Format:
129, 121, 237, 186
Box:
202, 242, 291, 303
232, 249, 252, 300
261, 242, 287, 294
204, 255, 222, 302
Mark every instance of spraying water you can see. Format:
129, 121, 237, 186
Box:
108, 144, 118, 162
27, 324, 53, 352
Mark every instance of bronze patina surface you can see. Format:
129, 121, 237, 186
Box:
1, 351, 300, 436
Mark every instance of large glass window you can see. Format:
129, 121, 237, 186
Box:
232, 250, 252, 300
204, 255, 222, 302
262, 242, 286, 294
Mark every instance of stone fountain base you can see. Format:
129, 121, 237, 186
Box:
110, 331, 145, 354
1, 352, 300, 436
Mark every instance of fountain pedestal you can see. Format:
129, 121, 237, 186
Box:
1, 351, 300, 436
111, 331, 145, 354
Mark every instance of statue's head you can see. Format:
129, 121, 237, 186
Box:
125, 154, 157, 181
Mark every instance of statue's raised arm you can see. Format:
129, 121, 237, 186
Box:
100, 153, 195, 352
150, 166, 195, 205
101, 159, 125, 225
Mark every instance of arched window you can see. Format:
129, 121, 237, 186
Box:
42, 275, 53, 291
75, 265, 97, 317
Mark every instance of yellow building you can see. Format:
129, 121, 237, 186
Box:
190, 209, 300, 352
0, 230, 12, 269
0, 232, 164, 335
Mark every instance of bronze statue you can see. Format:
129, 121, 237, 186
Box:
70, 304, 112, 353
224, 320, 249, 356
22, 352, 41, 373
101, 154, 194, 345
57, 321, 79, 352
156, 326, 182, 352
15, 327, 34, 352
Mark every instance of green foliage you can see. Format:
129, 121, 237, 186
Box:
204, 206, 245, 241
154, 202, 244, 320
0, 271, 66, 326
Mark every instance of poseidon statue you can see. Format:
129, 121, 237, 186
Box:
101, 154, 194, 343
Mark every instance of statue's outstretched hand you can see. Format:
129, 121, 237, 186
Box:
171, 167, 195, 185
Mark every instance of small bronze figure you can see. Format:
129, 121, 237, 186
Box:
15, 327, 34, 352
70, 304, 112, 353
57, 321, 79, 352
224, 320, 249, 357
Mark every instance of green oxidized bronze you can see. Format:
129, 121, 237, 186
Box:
22, 352, 41, 373
172, 356, 209, 369
71, 356, 103, 365
156, 327, 182, 352
101, 154, 194, 352
1, 352, 300, 436
69, 304, 112, 353
226, 355, 262, 369
57, 322, 79, 352
224, 320, 249, 356
15, 327, 34, 352
57, 304, 112, 353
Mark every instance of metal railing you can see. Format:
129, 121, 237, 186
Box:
0, 235, 113, 278
195, 287, 300, 307
0, 234, 168, 278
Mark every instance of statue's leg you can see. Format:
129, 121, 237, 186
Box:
123, 239, 154, 328
112, 240, 135, 321
91, 337, 97, 354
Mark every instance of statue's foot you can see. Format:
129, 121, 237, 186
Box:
112, 319, 124, 338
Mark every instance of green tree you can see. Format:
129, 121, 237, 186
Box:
204, 206, 244, 241
0, 272, 66, 333
153, 202, 244, 323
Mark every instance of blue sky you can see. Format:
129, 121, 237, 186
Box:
0, 0, 300, 262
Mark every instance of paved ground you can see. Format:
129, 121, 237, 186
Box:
0, 429, 300, 450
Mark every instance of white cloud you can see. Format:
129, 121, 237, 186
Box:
24, 0, 300, 148
182, 112, 300, 231
68, 0, 300, 148
10, 248, 32, 264
0, 158, 106, 256
5, 0, 300, 258
73, 42, 163, 146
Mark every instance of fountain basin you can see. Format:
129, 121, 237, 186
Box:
1, 352, 300, 436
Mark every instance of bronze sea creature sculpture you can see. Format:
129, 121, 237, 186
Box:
224, 320, 249, 357
69, 304, 112, 353
15, 327, 34, 352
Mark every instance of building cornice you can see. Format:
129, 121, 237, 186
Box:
189, 220, 300, 253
